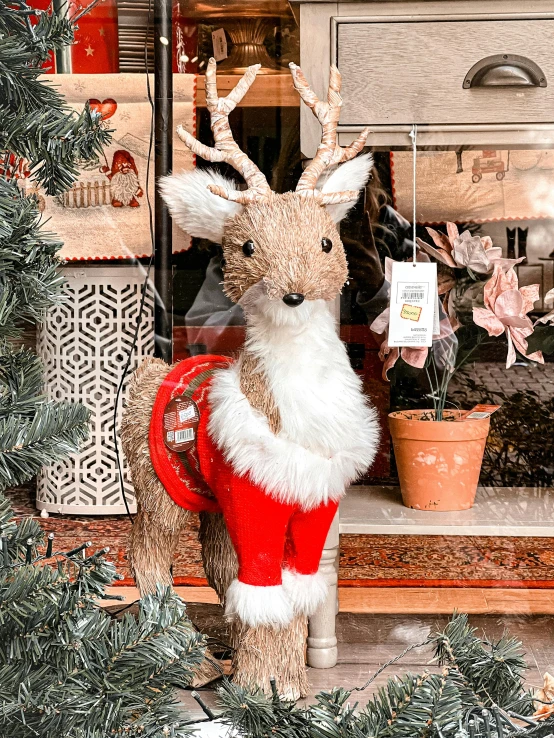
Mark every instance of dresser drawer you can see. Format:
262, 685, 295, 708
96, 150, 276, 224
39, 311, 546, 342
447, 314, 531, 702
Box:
336, 18, 554, 126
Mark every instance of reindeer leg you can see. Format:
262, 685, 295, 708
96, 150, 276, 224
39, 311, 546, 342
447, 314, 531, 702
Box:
232, 616, 309, 700
199, 510, 307, 697
129, 497, 188, 595
231, 502, 337, 699
121, 357, 189, 595
199, 511, 241, 650
199, 511, 238, 600
202, 473, 312, 699
234, 501, 338, 700
282, 501, 339, 619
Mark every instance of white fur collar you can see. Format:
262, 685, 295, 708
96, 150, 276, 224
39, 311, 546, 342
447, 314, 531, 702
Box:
207, 297, 379, 509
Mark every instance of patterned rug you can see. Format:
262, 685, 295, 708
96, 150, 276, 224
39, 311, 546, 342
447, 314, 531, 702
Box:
9, 484, 554, 588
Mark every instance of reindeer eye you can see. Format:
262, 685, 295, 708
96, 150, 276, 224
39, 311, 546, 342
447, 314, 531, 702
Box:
242, 240, 255, 257
321, 237, 333, 253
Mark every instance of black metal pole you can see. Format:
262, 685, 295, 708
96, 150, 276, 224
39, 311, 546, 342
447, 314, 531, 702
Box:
154, 0, 173, 362
52, 0, 72, 72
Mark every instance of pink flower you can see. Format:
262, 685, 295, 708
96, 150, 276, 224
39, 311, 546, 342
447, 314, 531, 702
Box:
370, 306, 427, 379
536, 288, 554, 325
472, 265, 543, 368
416, 222, 523, 274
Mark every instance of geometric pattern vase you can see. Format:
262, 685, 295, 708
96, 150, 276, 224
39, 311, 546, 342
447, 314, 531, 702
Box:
36, 264, 154, 514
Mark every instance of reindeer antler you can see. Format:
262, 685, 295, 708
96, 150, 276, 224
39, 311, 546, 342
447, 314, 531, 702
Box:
177, 58, 272, 205
290, 63, 370, 205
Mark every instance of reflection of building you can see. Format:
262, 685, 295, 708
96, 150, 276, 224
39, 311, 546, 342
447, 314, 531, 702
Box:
18, 0, 554, 695
295, 0, 554, 671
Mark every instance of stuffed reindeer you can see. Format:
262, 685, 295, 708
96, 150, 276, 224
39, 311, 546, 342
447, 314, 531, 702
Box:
121, 58, 379, 697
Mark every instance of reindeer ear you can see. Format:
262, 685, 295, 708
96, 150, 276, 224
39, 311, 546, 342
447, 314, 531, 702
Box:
318, 152, 373, 224
159, 168, 243, 244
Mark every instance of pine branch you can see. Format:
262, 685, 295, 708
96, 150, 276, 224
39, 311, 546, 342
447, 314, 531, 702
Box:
0, 349, 45, 419
433, 613, 533, 714
105, 588, 207, 690
217, 680, 312, 738
0, 1, 73, 60
0, 401, 90, 491
0, 100, 111, 193
0, 2, 111, 194
0, 492, 206, 737
308, 688, 365, 738
0, 180, 66, 340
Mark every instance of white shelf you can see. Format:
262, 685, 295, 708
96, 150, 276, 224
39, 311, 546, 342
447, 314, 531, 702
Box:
340, 486, 554, 537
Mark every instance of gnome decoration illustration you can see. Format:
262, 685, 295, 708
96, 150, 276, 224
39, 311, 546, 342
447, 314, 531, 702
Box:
102, 149, 143, 207
121, 59, 379, 697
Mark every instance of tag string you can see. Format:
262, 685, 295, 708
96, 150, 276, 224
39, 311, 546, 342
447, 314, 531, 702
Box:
409, 124, 417, 264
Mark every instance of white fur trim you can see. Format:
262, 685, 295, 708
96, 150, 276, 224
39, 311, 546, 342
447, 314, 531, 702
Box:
225, 579, 293, 628
208, 296, 380, 509
282, 569, 328, 616
158, 168, 243, 244
318, 153, 374, 223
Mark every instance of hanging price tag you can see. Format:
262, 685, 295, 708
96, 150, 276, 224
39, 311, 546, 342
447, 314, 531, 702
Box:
163, 396, 200, 453
388, 261, 438, 348
212, 28, 228, 62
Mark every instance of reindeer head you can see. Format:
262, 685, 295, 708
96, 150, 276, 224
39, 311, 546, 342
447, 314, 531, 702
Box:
160, 59, 372, 321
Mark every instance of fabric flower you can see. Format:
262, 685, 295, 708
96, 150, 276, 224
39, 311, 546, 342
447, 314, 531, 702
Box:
371, 312, 456, 380
536, 287, 554, 325
416, 222, 523, 274
534, 672, 554, 720
472, 264, 543, 368
370, 306, 427, 379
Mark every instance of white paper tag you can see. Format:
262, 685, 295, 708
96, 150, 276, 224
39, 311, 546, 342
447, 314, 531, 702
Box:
179, 405, 196, 422
433, 289, 440, 337
388, 261, 438, 348
212, 28, 228, 62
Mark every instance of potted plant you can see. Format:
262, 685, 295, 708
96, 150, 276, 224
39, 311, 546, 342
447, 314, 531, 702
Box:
370, 223, 553, 511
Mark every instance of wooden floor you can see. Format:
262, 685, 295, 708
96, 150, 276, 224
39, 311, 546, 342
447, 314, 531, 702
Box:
176, 602, 554, 721
104, 584, 554, 614
102, 585, 554, 722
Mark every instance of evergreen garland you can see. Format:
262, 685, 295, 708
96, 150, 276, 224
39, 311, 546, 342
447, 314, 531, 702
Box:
213, 613, 554, 738
0, 492, 207, 737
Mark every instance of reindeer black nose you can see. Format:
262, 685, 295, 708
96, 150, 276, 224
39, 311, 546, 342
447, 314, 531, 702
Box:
283, 293, 305, 307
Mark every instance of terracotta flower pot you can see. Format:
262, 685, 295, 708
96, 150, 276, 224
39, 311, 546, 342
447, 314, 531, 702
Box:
388, 409, 490, 511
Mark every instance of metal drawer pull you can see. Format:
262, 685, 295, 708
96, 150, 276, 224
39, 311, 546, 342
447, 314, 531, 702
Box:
463, 54, 547, 88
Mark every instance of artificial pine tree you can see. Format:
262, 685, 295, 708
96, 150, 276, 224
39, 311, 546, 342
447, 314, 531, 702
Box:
0, 492, 207, 737
0, 0, 110, 490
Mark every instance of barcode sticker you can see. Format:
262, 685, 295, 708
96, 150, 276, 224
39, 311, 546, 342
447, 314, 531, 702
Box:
456, 404, 501, 421
163, 396, 199, 452
175, 428, 195, 443
401, 290, 425, 301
